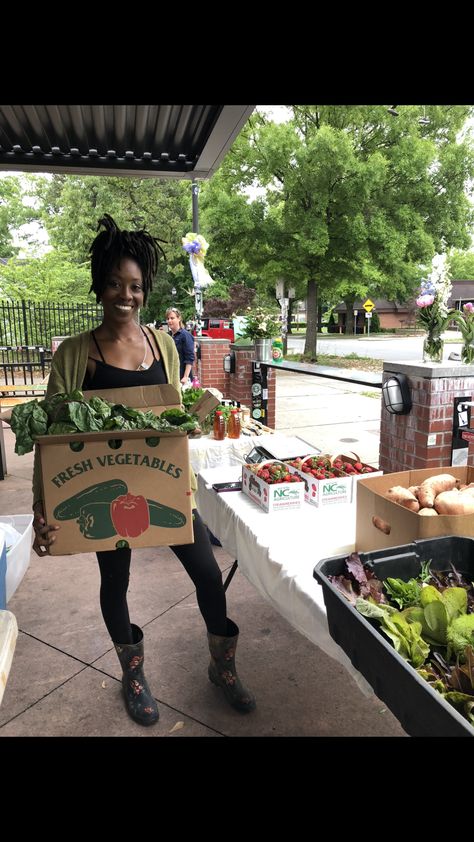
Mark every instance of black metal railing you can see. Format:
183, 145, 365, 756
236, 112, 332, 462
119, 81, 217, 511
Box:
0, 300, 103, 352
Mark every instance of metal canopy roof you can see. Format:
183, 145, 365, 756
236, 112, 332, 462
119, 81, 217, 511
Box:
0, 105, 254, 179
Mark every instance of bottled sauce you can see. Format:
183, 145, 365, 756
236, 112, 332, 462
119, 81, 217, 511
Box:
213, 410, 226, 440
272, 337, 284, 363
227, 408, 241, 439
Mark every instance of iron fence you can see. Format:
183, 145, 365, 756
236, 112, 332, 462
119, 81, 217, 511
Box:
0, 300, 103, 384
0, 300, 103, 353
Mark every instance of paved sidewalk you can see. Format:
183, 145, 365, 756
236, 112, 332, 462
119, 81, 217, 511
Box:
0, 375, 406, 738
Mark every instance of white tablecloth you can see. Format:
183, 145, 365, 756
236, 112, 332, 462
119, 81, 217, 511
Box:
188, 435, 260, 475
197, 466, 372, 694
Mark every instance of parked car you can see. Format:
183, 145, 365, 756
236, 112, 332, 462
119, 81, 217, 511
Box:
193, 318, 234, 341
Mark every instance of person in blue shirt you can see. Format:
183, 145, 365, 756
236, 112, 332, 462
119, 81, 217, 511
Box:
166, 306, 195, 384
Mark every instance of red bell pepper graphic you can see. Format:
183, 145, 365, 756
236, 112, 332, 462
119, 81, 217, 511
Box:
111, 493, 150, 538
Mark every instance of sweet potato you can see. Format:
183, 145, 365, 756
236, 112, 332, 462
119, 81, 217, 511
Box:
386, 486, 420, 512
418, 507, 438, 516
416, 474, 460, 508
434, 488, 474, 515
459, 483, 474, 497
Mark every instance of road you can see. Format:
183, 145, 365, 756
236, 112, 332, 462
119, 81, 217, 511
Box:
287, 334, 463, 363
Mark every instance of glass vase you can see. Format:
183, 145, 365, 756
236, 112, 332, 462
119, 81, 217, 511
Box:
461, 341, 474, 364
422, 331, 444, 363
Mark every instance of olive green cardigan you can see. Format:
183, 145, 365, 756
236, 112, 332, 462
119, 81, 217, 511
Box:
32, 327, 197, 507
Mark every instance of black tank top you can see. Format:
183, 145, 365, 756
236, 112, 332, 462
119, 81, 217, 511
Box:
82, 329, 168, 390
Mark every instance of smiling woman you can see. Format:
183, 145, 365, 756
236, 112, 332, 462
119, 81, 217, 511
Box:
29, 212, 256, 727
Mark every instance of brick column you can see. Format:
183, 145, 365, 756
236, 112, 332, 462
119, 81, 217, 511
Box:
196, 337, 230, 394
195, 339, 277, 427
379, 361, 474, 473
227, 344, 276, 428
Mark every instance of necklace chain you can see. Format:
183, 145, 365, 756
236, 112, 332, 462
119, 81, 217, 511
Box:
137, 328, 149, 371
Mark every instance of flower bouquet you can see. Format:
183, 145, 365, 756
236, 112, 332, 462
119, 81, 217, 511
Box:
450, 302, 474, 364
416, 253, 452, 363
182, 232, 214, 288
240, 306, 281, 340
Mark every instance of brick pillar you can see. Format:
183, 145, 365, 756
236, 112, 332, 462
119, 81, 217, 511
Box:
196, 337, 230, 394
379, 361, 474, 473
227, 344, 276, 428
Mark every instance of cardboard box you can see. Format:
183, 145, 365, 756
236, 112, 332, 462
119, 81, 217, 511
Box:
356, 466, 474, 553
241, 462, 304, 512
289, 452, 382, 507
187, 390, 220, 423
37, 385, 194, 555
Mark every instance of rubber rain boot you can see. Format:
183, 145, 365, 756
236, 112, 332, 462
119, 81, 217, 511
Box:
207, 619, 256, 713
113, 623, 159, 726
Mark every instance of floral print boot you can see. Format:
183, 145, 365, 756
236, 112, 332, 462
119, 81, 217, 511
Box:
113, 624, 159, 726
207, 619, 256, 713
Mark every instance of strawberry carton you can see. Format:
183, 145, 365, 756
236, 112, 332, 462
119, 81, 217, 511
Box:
286, 453, 353, 507
241, 460, 305, 512
333, 451, 383, 502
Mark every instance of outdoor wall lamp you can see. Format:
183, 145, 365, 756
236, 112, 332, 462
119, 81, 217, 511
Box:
223, 351, 236, 374
382, 373, 412, 415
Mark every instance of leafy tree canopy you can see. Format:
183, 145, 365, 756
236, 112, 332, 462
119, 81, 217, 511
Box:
201, 105, 474, 353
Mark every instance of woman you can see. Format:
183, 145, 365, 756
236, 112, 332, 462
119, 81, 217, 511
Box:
165, 306, 195, 385
31, 214, 255, 726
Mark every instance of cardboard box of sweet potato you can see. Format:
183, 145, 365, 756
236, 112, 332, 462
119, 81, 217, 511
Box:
356, 466, 474, 553
37, 385, 194, 555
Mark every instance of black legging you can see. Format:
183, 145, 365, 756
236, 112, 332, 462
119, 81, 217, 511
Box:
96, 510, 228, 643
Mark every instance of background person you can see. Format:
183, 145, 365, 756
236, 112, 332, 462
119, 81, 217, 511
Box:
166, 306, 195, 385
31, 214, 255, 726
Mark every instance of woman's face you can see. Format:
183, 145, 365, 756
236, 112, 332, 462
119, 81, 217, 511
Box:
167, 310, 181, 334
101, 258, 144, 323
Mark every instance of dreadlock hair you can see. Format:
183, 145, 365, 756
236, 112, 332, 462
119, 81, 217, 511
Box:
89, 213, 166, 305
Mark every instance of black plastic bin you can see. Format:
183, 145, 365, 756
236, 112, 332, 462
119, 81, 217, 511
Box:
314, 535, 474, 738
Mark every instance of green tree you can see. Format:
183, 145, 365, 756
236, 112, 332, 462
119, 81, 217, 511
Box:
32, 174, 192, 317
448, 250, 474, 279
0, 250, 91, 301
202, 106, 474, 356
0, 175, 38, 258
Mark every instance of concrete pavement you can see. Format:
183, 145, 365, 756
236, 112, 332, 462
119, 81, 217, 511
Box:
0, 375, 406, 738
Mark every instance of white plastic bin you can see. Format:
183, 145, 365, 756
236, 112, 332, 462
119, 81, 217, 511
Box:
0, 515, 34, 604
0, 610, 18, 705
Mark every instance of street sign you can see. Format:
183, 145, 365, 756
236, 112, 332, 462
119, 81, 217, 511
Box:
275, 280, 284, 299
363, 299, 374, 312
353, 309, 358, 316
365, 311, 372, 319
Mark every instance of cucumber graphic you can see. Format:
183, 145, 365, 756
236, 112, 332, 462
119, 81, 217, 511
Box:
147, 499, 186, 528
54, 479, 128, 521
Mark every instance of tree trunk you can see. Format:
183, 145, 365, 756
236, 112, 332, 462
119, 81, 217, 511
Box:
287, 299, 293, 335
344, 297, 356, 335
304, 280, 318, 359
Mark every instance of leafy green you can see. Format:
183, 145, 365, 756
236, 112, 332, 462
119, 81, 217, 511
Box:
383, 576, 422, 609
10, 389, 200, 454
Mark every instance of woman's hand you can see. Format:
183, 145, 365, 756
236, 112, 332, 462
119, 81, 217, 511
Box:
32, 503, 60, 556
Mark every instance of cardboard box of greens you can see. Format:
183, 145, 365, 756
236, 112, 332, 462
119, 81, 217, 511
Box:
36, 385, 194, 556
356, 466, 474, 553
